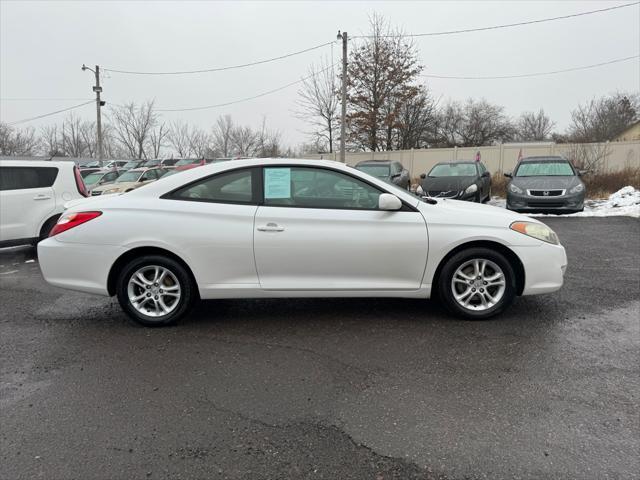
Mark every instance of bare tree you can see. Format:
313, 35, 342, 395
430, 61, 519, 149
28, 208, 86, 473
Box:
254, 117, 282, 158
0, 122, 39, 156
568, 92, 639, 142
296, 57, 339, 153
231, 125, 258, 157
109, 100, 160, 159
188, 127, 212, 158
148, 122, 169, 159
212, 115, 234, 157
167, 120, 192, 157
394, 87, 437, 149
435, 99, 514, 147
40, 124, 62, 157
347, 14, 423, 151
515, 109, 555, 141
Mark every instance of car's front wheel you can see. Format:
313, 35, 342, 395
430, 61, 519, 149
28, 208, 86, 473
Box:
116, 255, 196, 327
437, 248, 516, 320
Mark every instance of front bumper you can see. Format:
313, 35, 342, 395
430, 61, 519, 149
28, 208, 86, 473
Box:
507, 191, 584, 213
512, 242, 567, 295
421, 189, 477, 202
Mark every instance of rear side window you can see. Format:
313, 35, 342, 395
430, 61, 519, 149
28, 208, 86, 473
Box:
0, 167, 58, 191
169, 168, 255, 204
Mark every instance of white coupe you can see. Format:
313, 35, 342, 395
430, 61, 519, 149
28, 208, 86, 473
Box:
38, 158, 567, 327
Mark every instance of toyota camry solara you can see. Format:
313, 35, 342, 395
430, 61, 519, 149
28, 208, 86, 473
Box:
38, 158, 567, 327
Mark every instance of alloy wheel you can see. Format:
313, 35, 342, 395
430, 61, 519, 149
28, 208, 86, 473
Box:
451, 259, 506, 311
127, 265, 181, 317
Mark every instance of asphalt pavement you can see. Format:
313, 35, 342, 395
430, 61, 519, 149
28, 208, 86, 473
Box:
1, 217, 638, 480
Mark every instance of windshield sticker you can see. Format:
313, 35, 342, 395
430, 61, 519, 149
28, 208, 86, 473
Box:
264, 168, 291, 199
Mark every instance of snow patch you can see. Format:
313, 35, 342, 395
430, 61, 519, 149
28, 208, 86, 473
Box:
489, 187, 640, 218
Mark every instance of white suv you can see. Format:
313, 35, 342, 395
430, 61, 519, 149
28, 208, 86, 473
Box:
0, 160, 88, 247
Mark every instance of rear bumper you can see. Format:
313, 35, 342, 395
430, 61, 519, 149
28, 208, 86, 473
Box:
38, 237, 124, 296
512, 242, 567, 295
507, 191, 584, 213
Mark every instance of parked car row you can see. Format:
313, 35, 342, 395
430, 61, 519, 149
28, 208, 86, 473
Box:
355, 156, 585, 214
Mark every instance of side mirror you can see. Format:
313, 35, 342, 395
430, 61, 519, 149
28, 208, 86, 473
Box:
504, 172, 513, 178
482, 171, 490, 178
390, 173, 401, 179
419, 173, 426, 179
378, 193, 402, 211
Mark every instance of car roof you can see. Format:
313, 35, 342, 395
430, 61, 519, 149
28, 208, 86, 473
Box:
0, 159, 75, 168
356, 160, 394, 166
520, 156, 569, 163
433, 160, 478, 165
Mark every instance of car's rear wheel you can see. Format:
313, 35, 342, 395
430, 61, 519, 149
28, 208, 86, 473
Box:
116, 255, 196, 327
438, 247, 516, 320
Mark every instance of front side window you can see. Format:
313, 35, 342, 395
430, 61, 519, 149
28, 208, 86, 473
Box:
0, 167, 58, 191
264, 167, 382, 210
170, 168, 254, 203
515, 162, 575, 177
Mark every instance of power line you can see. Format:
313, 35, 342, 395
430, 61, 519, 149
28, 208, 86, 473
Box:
152, 63, 339, 112
423, 55, 639, 80
353, 2, 639, 38
6, 100, 94, 125
104, 40, 335, 76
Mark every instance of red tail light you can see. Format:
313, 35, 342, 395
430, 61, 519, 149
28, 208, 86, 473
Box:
49, 211, 102, 237
74, 166, 89, 197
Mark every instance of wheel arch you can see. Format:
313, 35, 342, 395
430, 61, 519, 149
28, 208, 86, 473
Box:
107, 246, 199, 297
38, 213, 62, 240
431, 240, 525, 296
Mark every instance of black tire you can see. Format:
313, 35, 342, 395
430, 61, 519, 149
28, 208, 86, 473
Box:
116, 255, 196, 327
437, 247, 517, 320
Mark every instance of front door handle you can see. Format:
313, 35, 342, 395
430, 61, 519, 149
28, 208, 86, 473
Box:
257, 222, 285, 232
33, 194, 52, 200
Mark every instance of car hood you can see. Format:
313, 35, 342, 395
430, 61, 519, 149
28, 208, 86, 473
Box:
418, 197, 538, 228
421, 176, 476, 192
510, 176, 581, 190
91, 181, 137, 193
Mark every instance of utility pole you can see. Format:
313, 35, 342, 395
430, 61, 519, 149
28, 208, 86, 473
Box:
82, 64, 104, 167
338, 31, 347, 163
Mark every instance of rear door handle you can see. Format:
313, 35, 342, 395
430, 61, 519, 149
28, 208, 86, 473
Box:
257, 222, 285, 232
33, 194, 52, 200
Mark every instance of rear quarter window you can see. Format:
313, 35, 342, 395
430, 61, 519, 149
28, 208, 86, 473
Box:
0, 166, 59, 191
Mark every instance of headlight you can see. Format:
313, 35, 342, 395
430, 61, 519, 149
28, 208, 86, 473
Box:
464, 184, 478, 195
509, 183, 523, 194
510, 221, 559, 245
569, 183, 584, 194
103, 188, 120, 195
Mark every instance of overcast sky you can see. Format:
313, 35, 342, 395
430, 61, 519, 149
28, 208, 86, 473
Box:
1, 0, 639, 148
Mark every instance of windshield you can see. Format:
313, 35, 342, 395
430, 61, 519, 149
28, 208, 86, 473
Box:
176, 159, 200, 166
123, 161, 139, 169
357, 165, 390, 178
116, 171, 141, 183
428, 163, 477, 177
84, 161, 101, 168
143, 160, 160, 167
516, 162, 574, 177
83, 173, 104, 184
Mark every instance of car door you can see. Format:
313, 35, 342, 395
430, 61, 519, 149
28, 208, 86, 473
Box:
161, 167, 260, 290
253, 165, 428, 291
0, 166, 57, 242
